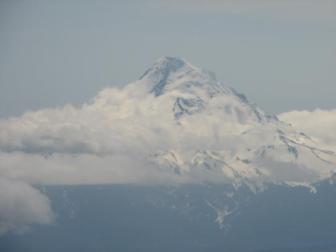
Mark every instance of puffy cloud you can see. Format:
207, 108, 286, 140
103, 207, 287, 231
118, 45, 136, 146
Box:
0, 178, 54, 235
0, 75, 273, 186
0, 84, 237, 185
279, 109, 336, 151
0, 85, 250, 157
0, 83, 334, 189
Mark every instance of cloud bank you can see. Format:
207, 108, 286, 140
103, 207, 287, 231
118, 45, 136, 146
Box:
279, 109, 336, 151
0, 84, 249, 185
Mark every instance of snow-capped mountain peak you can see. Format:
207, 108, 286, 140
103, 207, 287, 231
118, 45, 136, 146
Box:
137, 57, 275, 124
140, 56, 220, 96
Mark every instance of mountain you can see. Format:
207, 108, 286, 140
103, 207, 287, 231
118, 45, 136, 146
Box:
1, 56, 334, 188
131, 56, 336, 190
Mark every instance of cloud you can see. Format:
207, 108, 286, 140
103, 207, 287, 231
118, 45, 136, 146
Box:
279, 109, 336, 151
0, 152, 188, 186
0, 178, 54, 235
0, 83, 234, 185
0, 85, 249, 186
0, 83, 250, 158
156, 0, 336, 22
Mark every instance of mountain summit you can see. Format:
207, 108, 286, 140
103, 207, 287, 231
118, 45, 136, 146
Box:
140, 56, 218, 96
137, 57, 274, 123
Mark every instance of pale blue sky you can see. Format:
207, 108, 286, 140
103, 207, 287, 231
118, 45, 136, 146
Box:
1, 0, 335, 117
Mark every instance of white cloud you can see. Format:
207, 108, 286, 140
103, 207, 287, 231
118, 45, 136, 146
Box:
0, 152, 187, 186
279, 109, 336, 151
0, 83, 242, 186
0, 178, 54, 235
0, 84, 250, 157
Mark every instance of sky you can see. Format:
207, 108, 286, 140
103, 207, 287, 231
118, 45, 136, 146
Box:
1, 0, 336, 235
1, 0, 336, 118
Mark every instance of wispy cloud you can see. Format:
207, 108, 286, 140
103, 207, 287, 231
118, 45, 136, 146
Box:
279, 109, 336, 151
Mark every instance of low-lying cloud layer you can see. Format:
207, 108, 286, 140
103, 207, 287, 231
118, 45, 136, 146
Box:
279, 109, 336, 151
0, 84, 249, 185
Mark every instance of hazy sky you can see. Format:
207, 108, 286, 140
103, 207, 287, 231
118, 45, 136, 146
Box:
1, 0, 335, 117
